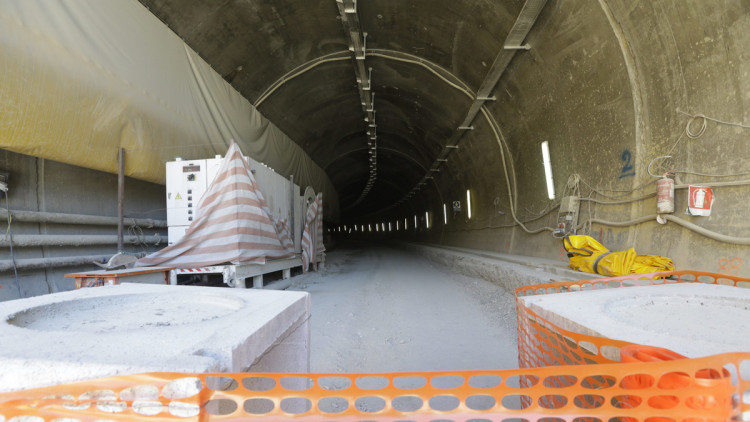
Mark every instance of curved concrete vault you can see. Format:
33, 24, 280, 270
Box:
140, 0, 750, 271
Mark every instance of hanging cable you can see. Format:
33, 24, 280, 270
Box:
654, 110, 750, 177
648, 156, 670, 178
677, 109, 750, 130
481, 106, 555, 234
684, 113, 707, 139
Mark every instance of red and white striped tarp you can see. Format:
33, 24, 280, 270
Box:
301, 192, 324, 272
136, 142, 294, 268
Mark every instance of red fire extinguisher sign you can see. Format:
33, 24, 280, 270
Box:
688, 185, 713, 216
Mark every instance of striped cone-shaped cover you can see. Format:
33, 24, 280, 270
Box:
301, 192, 324, 272
137, 143, 294, 268
274, 218, 294, 253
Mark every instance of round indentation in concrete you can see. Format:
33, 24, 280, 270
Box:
6, 293, 244, 332
604, 294, 750, 342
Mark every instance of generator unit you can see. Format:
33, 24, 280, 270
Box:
165, 155, 305, 253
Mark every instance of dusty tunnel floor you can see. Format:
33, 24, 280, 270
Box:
288, 242, 519, 373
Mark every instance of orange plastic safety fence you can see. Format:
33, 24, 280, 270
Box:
514, 270, 750, 419
1, 270, 749, 421
515, 270, 750, 368
0, 353, 748, 422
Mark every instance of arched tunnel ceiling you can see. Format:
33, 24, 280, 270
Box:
138, 0, 527, 219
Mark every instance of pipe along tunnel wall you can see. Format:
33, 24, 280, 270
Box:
0, 150, 166, 300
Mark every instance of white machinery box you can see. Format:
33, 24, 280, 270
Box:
166, 155, 304, 252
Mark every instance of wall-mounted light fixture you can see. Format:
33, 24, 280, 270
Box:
541, 141, 555, 200
466, 189, 473, 219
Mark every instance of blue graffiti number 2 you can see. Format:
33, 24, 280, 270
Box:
620, 150, 635, 178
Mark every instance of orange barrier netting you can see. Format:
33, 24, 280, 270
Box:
515, 270, 750, 368
0, 271, 748, 421
515, 270, 750, 420
0, 354, 747, 421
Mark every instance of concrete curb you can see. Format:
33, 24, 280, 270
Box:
402, 243, 601, 292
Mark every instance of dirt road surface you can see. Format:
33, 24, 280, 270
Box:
289, 242, 519, 373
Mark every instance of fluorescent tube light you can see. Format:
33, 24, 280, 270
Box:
541, 141, 555, 200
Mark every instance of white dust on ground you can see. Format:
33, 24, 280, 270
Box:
289, 243, 519, 373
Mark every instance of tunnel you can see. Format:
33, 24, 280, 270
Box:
1, 0, 748, 299
1, 0, 750, 417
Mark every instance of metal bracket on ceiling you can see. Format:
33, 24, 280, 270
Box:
349, 32, 367, 60
375, 0, 551, 214
358, 33, 367, 60
362, 66, 372, 89
437, 158, 448, 162
338, 0, 357, 14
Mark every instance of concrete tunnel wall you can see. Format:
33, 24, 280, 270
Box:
0, 150, 167, 301
353, 1, 750, 278
1, 1, 750, 301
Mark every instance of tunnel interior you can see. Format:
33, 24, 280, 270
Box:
0, 2, 750, 414
0, 0, 749, 298
131, 0, 750, 274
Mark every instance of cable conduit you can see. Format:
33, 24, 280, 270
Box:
580, 179, 750, 206
584, 215, 750, 245
0, 254, 146, 273
0, 234, 160, 248
0, 209, 167, 228
480, 107, 553, 234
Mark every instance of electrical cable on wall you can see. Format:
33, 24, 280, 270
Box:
655, 111, 750, 177
677, 109, 750, 130
480, 106, 556, 234
569, 109, 750, 245
433, 103, 750, 244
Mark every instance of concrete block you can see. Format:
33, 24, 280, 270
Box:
0, 283, 310, 392
519, 283, 750, 358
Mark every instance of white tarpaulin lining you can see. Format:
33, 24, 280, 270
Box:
0, 0, 339, 221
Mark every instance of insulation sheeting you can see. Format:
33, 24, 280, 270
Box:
301, 193, 324, 272
136, 143, 294, 268
0, 0, 338, 221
